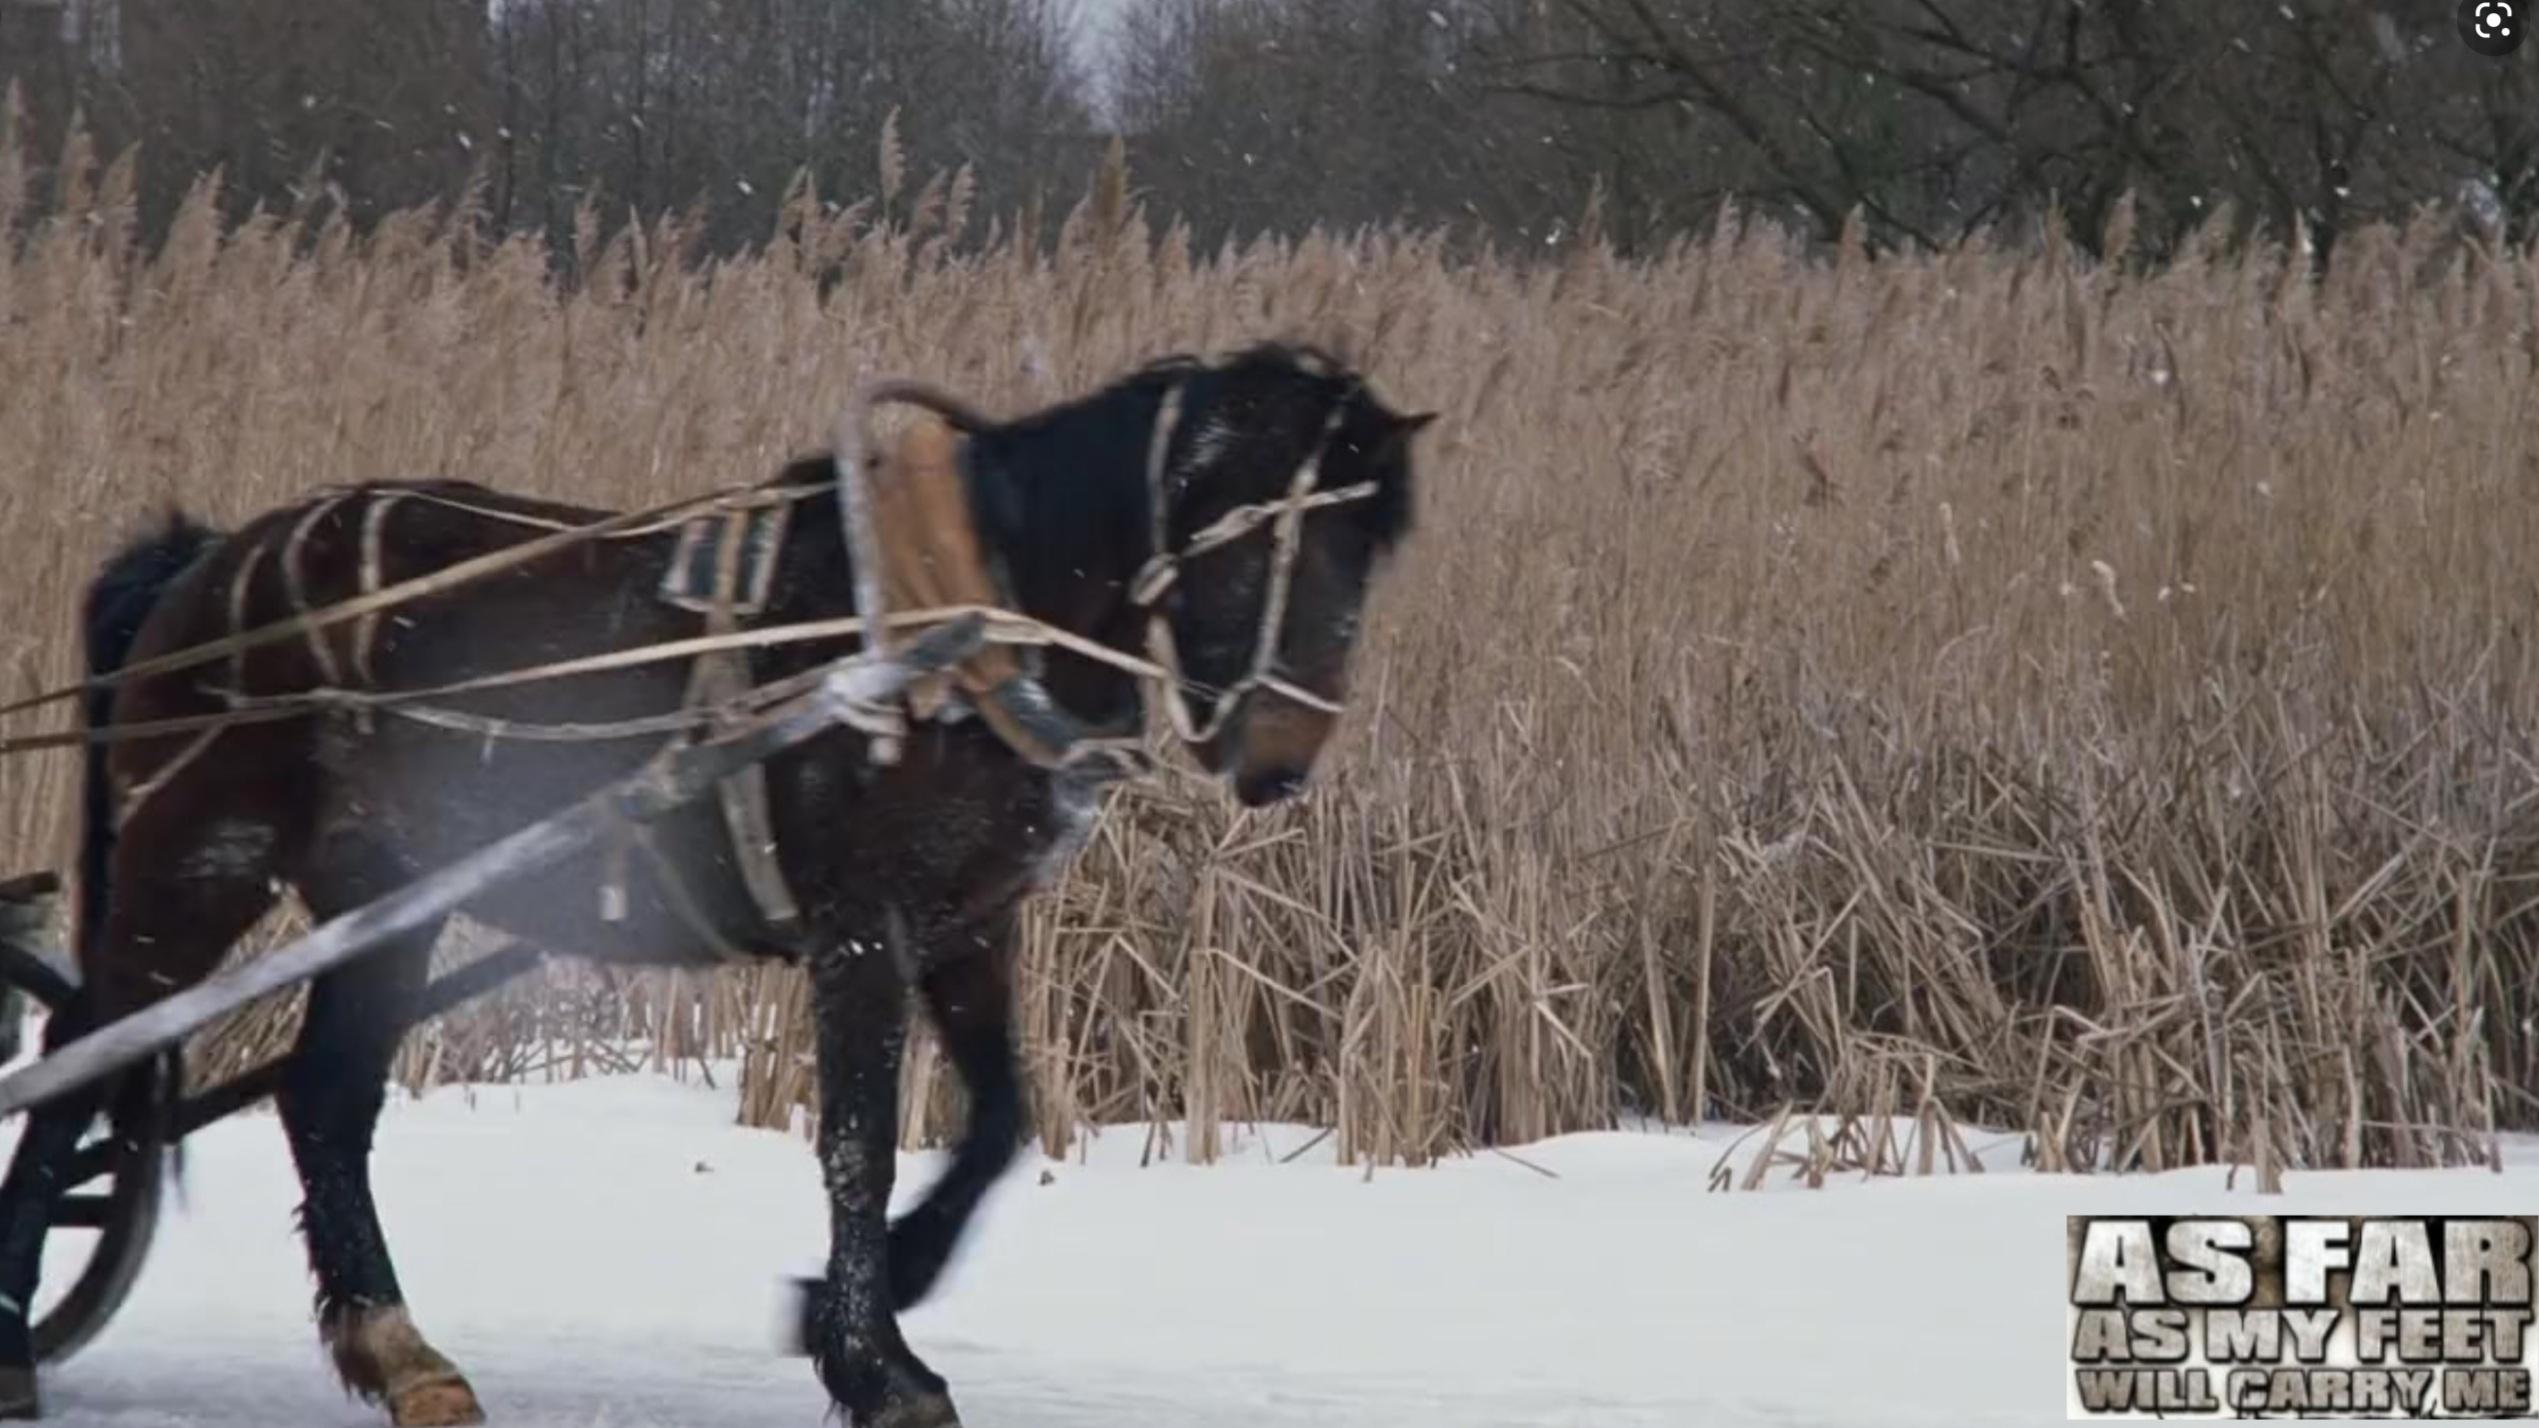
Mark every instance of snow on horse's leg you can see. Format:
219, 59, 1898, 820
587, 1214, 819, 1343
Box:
889, 917, 1028, 1314
802, 922, 963, 1428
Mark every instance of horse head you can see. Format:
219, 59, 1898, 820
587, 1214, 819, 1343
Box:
1126, 344, 1435, 807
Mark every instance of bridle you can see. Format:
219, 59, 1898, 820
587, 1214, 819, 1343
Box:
826, 358, 1388, 771
1126, 372, 1384, 749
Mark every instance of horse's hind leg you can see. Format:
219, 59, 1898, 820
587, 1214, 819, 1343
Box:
280, 861, 480, 1428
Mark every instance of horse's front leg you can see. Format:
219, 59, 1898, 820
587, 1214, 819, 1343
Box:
802, 926, 961, 1428
889, 909, 1027, 1311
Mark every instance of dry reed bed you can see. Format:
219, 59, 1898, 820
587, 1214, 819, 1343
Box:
6, 112, 2538, 1178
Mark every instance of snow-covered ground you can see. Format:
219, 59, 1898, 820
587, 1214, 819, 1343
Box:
20, 1071, 2539, 1427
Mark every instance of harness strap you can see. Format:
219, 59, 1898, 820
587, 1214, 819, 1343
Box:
226, 538, 268, 700
835, 404, 903, 765
678, 501, 807, 940
282, 495, 353, 691
114, 725, 220, 832
354, 493, 414, 710
4, 602, 1135, 764
0, 481, 809, 727
384, 484, 818, 540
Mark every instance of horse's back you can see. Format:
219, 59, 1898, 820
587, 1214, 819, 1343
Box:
101, 477, 810, 969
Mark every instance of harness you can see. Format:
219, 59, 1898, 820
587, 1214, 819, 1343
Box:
664, 363, 1385, 939
23, 355, 1395, 952
655, 492, 805, 934
828, 356, 1384, 766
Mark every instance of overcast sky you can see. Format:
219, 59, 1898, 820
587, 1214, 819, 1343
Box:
1067, 0, 1133, 119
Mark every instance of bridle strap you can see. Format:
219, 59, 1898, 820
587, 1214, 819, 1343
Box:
1131, 374, 1376, 747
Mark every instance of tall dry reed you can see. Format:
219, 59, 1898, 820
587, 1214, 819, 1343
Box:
6, 108, 2537, 1178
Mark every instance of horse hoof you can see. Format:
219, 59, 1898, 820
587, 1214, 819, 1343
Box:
0, 1366, 35, 1420
872, 1390, 961, 1428
388, 1377, 486, 1428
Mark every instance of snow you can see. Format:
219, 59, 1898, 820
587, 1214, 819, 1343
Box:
19, 1071, 2539, 1427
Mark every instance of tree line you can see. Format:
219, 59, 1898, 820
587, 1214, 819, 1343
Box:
3, 0, 2533, 262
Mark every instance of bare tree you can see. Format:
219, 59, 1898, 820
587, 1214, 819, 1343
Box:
483, 0, 1091, 254
1481, 0, 2537, 257
5, 0, 2530, 263
1111, 0, 1579, 247
104, 0, 495, 232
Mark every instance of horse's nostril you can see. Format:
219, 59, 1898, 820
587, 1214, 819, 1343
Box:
1236, 769, 1308, 808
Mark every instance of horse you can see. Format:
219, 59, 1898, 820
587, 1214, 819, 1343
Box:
0, 342, 1433, 1427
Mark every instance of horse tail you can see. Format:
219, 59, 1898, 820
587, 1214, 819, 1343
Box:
77, 509, 219, 964
76, 510, 218, 1179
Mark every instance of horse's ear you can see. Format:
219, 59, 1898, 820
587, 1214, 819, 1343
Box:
1356, 409, 1434, 547
1379, 410, 1440, 457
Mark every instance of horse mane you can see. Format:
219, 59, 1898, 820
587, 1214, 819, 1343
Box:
1122, 338, 1353, 387
767, 339, 1408, 604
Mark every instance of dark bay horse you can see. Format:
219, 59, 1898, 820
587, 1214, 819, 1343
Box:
0, 343, 1432, 1427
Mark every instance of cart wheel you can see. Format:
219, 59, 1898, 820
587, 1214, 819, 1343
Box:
0, 872, 167, 1367
32, 1099, 164, 1365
